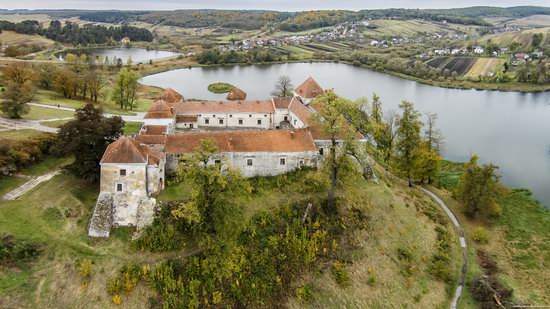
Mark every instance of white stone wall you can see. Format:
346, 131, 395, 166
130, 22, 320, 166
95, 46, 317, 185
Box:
289, 111, 306, 128
166, 151, 319, 177
100, 163, 148, 196
274, 109, 291, 127
186, 112, 274, 130
176, 121, 198, 130
142, 118, 176, 133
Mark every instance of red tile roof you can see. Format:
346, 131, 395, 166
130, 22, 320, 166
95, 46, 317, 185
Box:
141, 125, 167, 135
226, 88, 247, 101
174, 100, 275, 114
176, 115, 198, 123
158, 88, 184, 103
294, 77, 324, 99
272, 97, 293, 109
165, 129, 317, 154
135, 134, 167, 145
101, 136, 165, 165
289, 99, 313, 125
144, 100, 174, 119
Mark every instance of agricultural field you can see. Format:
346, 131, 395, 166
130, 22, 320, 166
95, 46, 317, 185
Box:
0, 31, 56, 49
362, 19, 479, 38
0, 14, 52, 24
426, 57, 477, 75
280, 45, 315, 60
480, 26, 550, 49
465, 58, 505, 78
488, 15, 550, 28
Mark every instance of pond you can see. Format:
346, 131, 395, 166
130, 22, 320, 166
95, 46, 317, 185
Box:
58, 47, 179, 64
140, 62, 550, 208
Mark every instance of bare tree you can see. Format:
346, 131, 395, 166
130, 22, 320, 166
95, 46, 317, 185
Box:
424, 112, 444, 152
271, 75, 293, 97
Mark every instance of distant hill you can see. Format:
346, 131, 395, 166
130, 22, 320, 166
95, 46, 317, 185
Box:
1, 6, 550, 32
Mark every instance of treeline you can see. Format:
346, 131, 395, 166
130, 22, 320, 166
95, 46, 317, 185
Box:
138, 10, 291, 31
0, 20, 153, 45
0, 134, 57, 176
79, 11, 147, 23
197, 48, 285, 65
279, 10, 359, 32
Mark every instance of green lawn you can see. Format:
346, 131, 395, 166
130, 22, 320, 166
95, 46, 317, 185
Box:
39, 119, 70, 128
123, 122, 143, 135
22, 105, 74, 120
0, 129, 46, 140
207, 82, 235, 94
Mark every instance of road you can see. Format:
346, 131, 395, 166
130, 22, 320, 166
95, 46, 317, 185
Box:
0, 103, 146, 134
417, 186, 468, 309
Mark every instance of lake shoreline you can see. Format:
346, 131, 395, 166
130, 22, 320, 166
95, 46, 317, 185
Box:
139, 60, 550, 94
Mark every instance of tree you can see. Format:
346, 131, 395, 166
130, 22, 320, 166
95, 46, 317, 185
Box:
371, 93, 382, 124
55, 104, 124, 181
395, 101, 422, 187
271, 75, 294, 97
375, 110, 398, 164
456, 155, 501, 219
111, 68, 140, 110
414, 141, 441, 184
36, 63, 57, 89
54, 68, 78, 98
424, 112, 444, 153
312, 91, 363, 213
86, 68, 105, 102
172, 138, 251, 244
1, 63, 36, 118
532, 33, 543, 49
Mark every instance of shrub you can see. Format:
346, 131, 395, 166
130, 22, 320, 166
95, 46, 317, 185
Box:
112, 294, 122, 305
472, 227, 489, 244
78, 259, 93, 277
0, 233, 40, 267
295, 285, 313, 302
331, 261, 350, 287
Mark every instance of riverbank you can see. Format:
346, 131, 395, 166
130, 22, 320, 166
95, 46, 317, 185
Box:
433, 160, 550, 307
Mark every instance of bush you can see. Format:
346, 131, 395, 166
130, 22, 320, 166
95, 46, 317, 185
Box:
472, 227, 489, 244
331, 261, 350, 287
295, 285, 314, 302
78, 259, 93, 277
0, 233, 40, 267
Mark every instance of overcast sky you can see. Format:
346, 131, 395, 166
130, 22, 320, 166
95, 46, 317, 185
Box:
2, 0, 549, 11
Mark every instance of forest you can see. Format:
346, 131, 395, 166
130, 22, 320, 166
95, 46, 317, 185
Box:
0, 20, 153, 45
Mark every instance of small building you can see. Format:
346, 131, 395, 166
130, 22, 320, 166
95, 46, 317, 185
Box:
143, 100, 176, 132
88, 136, 165, 237
226, 87, 247, 101
121, 37, 131, 45
514, 53, 530, 61
473, 46, 485, 54
293, 77, 324, 105
158, 88, 184, 103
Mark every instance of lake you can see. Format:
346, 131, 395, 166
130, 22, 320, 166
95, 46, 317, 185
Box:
58, 47, 179, 64
140, 62, 550, 208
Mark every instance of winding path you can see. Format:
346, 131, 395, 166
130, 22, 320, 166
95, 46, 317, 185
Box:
417, 186, 468, 309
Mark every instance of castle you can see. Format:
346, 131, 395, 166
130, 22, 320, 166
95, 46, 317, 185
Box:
88, 77, 362, 237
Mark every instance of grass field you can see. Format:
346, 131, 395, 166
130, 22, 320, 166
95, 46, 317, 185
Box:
0, 31, 55, 48
362, 19, 479, 38
0, 14, 52, 24
465, 58, 504, 78
280, 45, 315, 60
122, 122, 143, 135
0, 129, 46, 140
39, 119, 70, 128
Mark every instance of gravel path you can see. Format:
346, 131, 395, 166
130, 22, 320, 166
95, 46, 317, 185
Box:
417, 186, 468, 309
3, 171, 61, 201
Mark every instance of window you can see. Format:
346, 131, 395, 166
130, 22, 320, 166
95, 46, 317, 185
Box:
116, 183, 123, 192
205, 118, 210, 124
284, 116, 288, 121
230, 114, 233, 118
294, 120, 297, 125
120, 169, 126, 176
238, 119, 243, 125
214, 159, 221, 164
279, 158, 286, 165
190, 124, 194, 129
249, 114, 252, 118
257, 119, 262, 125
299, 160, 305, 166
319, 148, 324, 155
219, 119, 224, 124
246, 158, 253, 166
